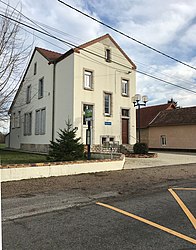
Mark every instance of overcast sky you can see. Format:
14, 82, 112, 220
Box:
1, 0, 196, 108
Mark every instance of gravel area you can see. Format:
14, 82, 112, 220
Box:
2, 163, 196, 199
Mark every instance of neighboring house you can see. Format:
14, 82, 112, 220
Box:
136, 103, 176, 144
148, 107, 196, 150
8, 34, 137, 153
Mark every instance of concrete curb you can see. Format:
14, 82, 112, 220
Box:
1, 155, 125, 182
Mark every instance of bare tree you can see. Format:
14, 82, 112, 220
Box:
0, 4, 32, 123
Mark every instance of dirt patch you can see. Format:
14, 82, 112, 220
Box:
2, 163, 196, 199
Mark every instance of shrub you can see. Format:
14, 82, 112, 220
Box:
133, 143, 149, 154
48, 120, 84, 162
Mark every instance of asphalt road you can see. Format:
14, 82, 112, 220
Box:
2, 181, 196, 250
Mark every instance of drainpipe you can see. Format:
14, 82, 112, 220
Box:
52, 62, 56, 142
8, 114, 11, 148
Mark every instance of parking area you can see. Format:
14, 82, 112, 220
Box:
3, 184, 196, 249
96, 186, 196, 248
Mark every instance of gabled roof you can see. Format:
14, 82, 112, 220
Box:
55, 34, 136, 68
149, 106, 196, 127
9, 34, 135, 113
73, 33, 136, 69
137, 103, 176, 128
9, 47, 63, 113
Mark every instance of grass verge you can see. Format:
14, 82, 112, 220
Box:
0, 149, 48, 165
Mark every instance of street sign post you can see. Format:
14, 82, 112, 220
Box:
85, 109, 92, 160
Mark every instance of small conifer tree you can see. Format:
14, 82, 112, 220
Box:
48, 120, 84, 161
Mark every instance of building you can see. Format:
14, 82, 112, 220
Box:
148, 106, 196, 150
7, 34, 137, 153
136, 103, 176, 144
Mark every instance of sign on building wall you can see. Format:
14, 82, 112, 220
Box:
104, 121, 112, 126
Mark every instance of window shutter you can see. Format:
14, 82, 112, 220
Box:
35, 110, 40, 135
41, 108, 46, 134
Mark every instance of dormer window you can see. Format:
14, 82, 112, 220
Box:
105, 48, 111, 62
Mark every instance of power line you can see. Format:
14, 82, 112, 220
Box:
2, 0, 195, 89
58, 0, 196, 71
78, 52, 196, 95
0, 12, 196, 96
136, 70, 196, 94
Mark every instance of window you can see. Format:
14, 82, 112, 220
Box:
26, 85, 31, 103
104, 93, 112, 116
101, 136, 115, 145
105, 48, 111, 62
38, 77, 44, 99
35, 108, 46, 135
84, 70, 93, 89
109, 137, 114, 142
34, 62, 37, 75
102, 137, 107, 145
12, 113, 16, 129
83, 104, 93, 125
24, 112, 32, 135
161, 135, 167, 146
121, 79, 129, 96
16, 111, 21, 128
122, 109, 129, 117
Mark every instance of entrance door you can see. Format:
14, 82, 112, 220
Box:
122, 118, 129, 144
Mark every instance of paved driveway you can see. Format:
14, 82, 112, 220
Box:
124, 151, 196, 169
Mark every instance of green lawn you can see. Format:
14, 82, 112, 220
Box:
0, 149, 48, 165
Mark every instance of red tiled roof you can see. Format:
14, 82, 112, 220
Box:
149, 106, 196, 126
137, 103, 176, 128
36, 47, 63, 61
56, 34, 136, 68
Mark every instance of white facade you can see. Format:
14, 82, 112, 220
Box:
8, 34, 136, 152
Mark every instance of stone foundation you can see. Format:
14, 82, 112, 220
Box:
20, 143, 49, 154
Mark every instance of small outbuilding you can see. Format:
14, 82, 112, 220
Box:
148, 106, 196, 150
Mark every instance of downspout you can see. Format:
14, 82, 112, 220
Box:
8, 114, 11, 148
52, 62, 56, 142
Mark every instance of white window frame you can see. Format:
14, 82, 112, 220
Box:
104, 92, 112, 116
38, 77, 44, 99
161, 135, 167, 146
84, 70, 93, 90
35, 108, 46, 135
121, 79, 129, 96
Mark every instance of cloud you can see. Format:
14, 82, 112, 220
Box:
6, 0, 104, 52
137, 56, 196, 107
1, 0, 196, 108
